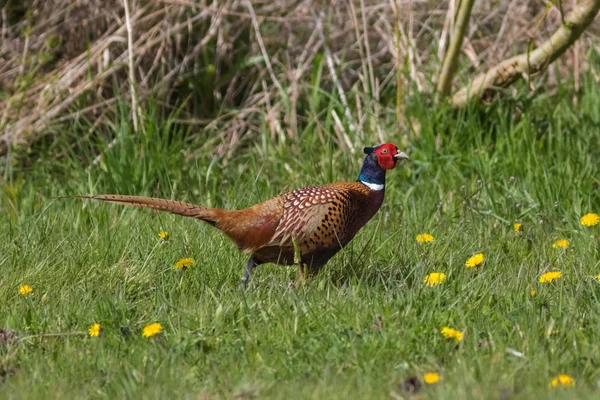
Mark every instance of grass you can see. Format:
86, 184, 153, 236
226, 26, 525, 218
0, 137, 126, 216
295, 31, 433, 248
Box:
1, 73, 600, 399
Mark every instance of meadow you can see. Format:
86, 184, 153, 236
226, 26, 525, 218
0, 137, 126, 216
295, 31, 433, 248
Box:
1, 72, 600, 399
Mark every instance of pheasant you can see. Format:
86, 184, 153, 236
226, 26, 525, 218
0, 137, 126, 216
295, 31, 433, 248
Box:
76, 143, 409, 283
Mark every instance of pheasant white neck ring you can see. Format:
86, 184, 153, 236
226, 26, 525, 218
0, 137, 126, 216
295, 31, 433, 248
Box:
358, 148, 387, 191
361, 181, 385, 191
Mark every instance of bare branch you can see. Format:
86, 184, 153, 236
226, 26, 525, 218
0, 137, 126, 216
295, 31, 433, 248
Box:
437, 0, 476, 96
122, 0, 138, 133
451, 0, 600, 107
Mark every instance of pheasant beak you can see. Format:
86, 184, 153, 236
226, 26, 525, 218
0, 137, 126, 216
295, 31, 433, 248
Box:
393, 151, 410, 161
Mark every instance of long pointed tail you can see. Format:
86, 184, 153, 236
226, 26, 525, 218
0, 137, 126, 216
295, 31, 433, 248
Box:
71, 194, 220, 224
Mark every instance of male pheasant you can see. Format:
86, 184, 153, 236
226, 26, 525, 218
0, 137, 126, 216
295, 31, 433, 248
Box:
77, 143, 409, 282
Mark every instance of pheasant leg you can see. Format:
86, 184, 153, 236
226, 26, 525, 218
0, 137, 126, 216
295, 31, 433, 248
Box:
291, 238, 306, 286
241, 255, 257, 284
291, 263, 307, 287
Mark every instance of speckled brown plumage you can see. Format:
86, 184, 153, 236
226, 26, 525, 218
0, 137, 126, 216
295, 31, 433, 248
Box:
74, 143, 409, 283
264, 182, 384, 268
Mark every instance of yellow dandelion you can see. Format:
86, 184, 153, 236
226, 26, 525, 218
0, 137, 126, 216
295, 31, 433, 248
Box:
143, 322, 162, 338
441, 327, 463, 342
465, 253, 484, 268
174, 257, 194, 270
19, 285, 33, 295
539, 271, 562, 283
580, 213, 599, 227
416, 233, 435, 243
552, 239, 569, 249
513, 223, 522, 232
88, 323, 101, 337
158, 231, 169, 240
424, 272, 446, 287
423, 372, 440, 384
550, 374, 575, 388
530, 289, 536, 296
596, 274, 600, 283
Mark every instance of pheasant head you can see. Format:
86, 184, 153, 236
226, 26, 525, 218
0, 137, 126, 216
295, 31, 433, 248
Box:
359, 143, 409, 190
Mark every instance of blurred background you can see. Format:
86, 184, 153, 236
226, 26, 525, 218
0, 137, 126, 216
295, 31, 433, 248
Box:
1, 0, 598, 166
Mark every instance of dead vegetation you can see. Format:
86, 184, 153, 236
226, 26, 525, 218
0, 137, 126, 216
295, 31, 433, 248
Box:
0, 0, 598, 157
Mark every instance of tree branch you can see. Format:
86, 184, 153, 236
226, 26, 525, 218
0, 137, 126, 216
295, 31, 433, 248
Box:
122, 0, 138, 133
450, 0, 600, 107
437, 0, 476, 97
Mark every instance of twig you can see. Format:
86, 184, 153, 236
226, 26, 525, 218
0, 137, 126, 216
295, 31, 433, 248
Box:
314, 12, 357, 135
347, 0, 369, 95
437, 0, 454, 61
1, 7, 7, 53
437, 0, 476, 96
574, 40, 580, 103
244, 1, 283, 94
359, 0, 376, 97
332, 109, 355, 154
122, 0, 138, 133
18, 331, 88, 343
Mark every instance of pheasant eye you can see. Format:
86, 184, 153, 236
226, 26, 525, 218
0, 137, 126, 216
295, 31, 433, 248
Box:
381, 148, 388, 154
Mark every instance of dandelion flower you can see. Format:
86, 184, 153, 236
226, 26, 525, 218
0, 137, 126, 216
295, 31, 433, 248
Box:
424, 272, 446, 287
465, 253, 484, 268
158, 231, 169, 240
88, 323, 101, 337
539, 271, 562, 283
441, 327, 463, 342
416, 233, 435, 243
19, 285, 33, 295
596, 274, 600, 283
143, 323, 162, 338
552, 239, 569, 249
580, 213, 599, 227
530, 289, 536, 296
550, 374, 575, 388
513, 223, 522, 232
423, 372, 440, 384
174, 258, 194, 270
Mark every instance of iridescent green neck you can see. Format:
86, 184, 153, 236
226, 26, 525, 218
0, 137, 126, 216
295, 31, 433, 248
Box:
358, 155, 385, 190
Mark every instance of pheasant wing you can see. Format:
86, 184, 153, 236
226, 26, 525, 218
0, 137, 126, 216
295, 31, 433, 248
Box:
269, 184, 352, 252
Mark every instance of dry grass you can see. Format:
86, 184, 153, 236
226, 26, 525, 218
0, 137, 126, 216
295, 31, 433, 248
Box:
1, 0, 599, 155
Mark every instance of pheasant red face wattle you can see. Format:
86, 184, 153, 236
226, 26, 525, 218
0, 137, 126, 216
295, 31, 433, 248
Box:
376, 143, 410, 170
